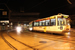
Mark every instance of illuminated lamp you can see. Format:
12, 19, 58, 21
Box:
43, 18, 46, 20
36, 20, 41, 22
41, 19, 43, 21
58, 16, 61, 17
50, 17, 55, 19
35, 20, 38, 22
63, 16, 68, 18
38, 20, 41, 21
37, 20, 38, 21
47, 18, 50, 20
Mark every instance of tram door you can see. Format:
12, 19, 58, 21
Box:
44, 26, 46, 32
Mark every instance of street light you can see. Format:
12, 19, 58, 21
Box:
67, 0, 72, 4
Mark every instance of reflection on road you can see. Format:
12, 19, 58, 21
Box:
0, 30, 75, 50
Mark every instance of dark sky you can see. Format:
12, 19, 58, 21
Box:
0, 0, 75, 17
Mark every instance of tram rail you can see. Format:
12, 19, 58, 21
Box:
1, 31, 38, 50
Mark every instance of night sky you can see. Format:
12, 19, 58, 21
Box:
0, 0, 75, 17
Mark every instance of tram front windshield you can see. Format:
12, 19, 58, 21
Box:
58, 18, 69, 26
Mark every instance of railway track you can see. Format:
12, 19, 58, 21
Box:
2, 30, 75, 50
1, 31, 38, 50
24, 31, 65, 40
23, 31, 75, 50
1, 33, 17, 50
7, 31, 68, 48
7, 31, 59, 50
23, 31, 75, 44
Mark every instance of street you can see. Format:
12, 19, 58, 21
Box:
0, 29, 75, 50
0, 0, 75, 50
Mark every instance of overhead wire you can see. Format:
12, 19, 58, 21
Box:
26, 0, 72, 14
7, 0, 9, 3
26, 0, 46, 11
42, 3, 71, 13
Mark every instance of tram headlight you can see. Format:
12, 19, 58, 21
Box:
29, 28, 33, 31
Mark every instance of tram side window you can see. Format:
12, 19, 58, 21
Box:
34, 22, 39, 26
46, 20, 50, 26
51, 19, 56, 26
39, 21, 42, 26
39, 20, 46, 26
29, 24, 32, 27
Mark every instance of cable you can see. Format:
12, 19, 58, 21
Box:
26, 0, 46, 11
42, 4, 71, 13
7, 0, 9, 3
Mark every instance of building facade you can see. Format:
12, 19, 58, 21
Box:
0, 4, 9, 30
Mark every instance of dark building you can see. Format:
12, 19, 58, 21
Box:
0, 4, 9, 20
0, 3, 9, 30
70, 15, 75, 28
0, 4, 40, 30
9, 12, 40, 29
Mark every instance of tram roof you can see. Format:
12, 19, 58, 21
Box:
54, 14, 69, 16
29, 14, 69, 24
34, 14, 68, 21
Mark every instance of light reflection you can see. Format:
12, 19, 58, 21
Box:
64, 32, 72, 43
34, 35, 37, 38
65, 32, 70, 37
64, 32, 71, 41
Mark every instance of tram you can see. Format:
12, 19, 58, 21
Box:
29, 13, 71, 34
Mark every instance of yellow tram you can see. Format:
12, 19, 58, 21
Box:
29, 13, 71, 34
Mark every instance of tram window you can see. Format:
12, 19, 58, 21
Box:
39, 20, 45, 26
39, 21, 41, 26
42, 20, 46, 26
46, 20, 50, 26
58, 21, 59, 26
29, 24, 32, 27
63, 20, 66, 25
60, 21, 65, 25
58, 18, 61, 26
58, 18, 66, 26
51, 19, 56, 26
34, 22, 39, 26
66, 20, 70, 25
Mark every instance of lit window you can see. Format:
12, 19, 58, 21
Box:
39, 20, 45, 26
46, 20, 50, 26
51, 19, 56, 26
58, 18, 66, 26
34, 22, 39, 26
